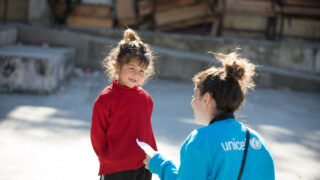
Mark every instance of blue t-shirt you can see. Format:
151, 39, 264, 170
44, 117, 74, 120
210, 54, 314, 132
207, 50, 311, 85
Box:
149, 118, 275, 180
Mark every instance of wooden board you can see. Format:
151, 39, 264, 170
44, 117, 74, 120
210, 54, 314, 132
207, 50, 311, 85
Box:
223, 0, 276, 17
138, 0, 196, 16
116, 0, 136, 20
282, 6, 320, 16
277, 17, 320, 39
156, 16, 214, 31
283, 0, 320, 7
118, 18, 138, 26
0, 0, 28, 22
66, 16, 113, 28
223, 14, 268, 31
72, 4, 112, 18
138, 0, 154, 16
156, 0, 197, 11
155, 3, 210, 26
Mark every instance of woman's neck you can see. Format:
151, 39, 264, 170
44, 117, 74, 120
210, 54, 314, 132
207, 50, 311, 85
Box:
209, 111, 234, 125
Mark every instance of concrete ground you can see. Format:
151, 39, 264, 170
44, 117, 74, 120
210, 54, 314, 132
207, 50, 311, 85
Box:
0, 69, 319, 180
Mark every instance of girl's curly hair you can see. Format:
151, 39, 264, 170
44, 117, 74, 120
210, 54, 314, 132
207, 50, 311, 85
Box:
102, 29, 155, 81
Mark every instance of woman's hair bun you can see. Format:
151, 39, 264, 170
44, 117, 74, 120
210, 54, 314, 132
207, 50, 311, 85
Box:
213, 50, 256, 92
123, 29, 140, 43
225, 61, 245, 81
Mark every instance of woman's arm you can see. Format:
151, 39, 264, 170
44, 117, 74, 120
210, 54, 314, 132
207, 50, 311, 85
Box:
148, 153, 178, 180
146, 141, 209, 180
178, 142, 209, 180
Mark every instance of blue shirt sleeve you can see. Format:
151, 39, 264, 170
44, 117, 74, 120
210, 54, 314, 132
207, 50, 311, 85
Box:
149, 141, 209, 180
149, 153, 178, 180
179, 141, 209, 180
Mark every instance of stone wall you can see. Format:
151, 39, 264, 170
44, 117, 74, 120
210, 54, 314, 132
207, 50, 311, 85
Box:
68, 26, 320, 75
1, 24, 319, 91
0, 45, 75, 93
0, 27, 17, 46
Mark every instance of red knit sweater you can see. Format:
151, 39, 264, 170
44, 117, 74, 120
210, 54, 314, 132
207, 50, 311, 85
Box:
90, 80, 157, 175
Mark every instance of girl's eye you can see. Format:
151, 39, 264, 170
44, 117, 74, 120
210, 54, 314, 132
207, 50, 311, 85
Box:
140, 70, 145, 73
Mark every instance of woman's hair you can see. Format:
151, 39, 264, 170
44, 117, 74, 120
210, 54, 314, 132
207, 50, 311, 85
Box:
192, 51, 255, 113
102, 29, 155, 80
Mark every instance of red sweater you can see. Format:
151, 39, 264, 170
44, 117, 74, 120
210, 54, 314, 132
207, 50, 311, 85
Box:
90, 80, 157, 175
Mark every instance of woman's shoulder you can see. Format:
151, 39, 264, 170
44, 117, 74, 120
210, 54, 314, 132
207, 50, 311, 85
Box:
185, 119, 248, 146
184, 126, 216, 148
246, 126, 270, 150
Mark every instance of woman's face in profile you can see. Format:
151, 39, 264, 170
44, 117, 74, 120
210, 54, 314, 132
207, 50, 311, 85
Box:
191, 87, 208, 125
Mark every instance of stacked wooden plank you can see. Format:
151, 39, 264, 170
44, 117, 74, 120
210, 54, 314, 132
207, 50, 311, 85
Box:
212, 0, 279, 39
67, 3, 113, 28
273, 0, 320, 40
280, 0, 320, 17
0, 0, 29, 22
221, 0, 277, 17
116, 0, 137, 26
138, 0, 213, 32
275, 0, 320, 40
138, 0, 197, 16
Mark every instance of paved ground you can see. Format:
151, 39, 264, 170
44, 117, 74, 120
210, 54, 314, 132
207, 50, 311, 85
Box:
0, 69, 319, 180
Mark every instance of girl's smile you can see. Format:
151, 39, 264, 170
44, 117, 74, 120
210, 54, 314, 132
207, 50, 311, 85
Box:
116, 59, 147, 88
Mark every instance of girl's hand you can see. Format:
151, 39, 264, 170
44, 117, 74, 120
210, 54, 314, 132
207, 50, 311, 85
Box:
143, 151, 157, 170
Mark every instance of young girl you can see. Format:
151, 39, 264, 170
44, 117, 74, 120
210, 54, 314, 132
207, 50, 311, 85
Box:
91, 29, 157, 180
144, 51, 275, 180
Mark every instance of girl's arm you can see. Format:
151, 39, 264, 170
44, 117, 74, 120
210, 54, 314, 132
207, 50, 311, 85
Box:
90, 101, 108, 157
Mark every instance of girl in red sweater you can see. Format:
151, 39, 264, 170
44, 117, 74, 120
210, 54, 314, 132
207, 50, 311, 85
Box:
91, 29, 157, 180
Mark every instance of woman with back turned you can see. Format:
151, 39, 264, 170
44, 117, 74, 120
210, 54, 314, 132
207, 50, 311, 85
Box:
144, 51, 275, 180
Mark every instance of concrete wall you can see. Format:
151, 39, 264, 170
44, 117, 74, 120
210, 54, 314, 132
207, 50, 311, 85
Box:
17, 25, 117, 69
17, 25, 320, 76
2, 24, 319, 91
0, 45, 75, 93
0, 27, 17, 46
82, 0, 113, 5
68, 27, 320, 75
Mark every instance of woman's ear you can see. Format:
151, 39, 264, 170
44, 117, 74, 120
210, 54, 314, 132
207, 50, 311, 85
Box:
202, 92, 212, 108
202, 92, 218, 113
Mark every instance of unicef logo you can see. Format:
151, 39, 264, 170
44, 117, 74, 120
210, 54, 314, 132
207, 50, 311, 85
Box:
250, 137, 261, 150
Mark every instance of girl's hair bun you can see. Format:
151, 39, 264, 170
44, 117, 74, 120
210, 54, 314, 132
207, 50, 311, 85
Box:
124, 29, 140, 43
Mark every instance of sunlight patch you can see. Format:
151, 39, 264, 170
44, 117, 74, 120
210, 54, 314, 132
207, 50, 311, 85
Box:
7, 106, 57, 123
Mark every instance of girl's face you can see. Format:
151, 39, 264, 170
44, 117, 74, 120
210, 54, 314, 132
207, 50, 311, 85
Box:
191, 87, 209, 125
117, 59, 147, 88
